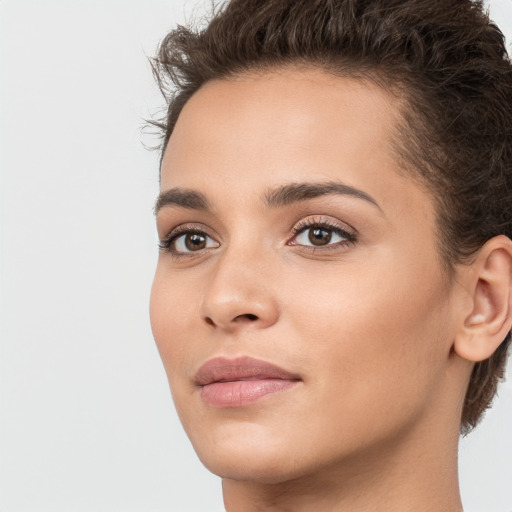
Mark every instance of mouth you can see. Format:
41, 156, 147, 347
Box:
195, 356, 301, 408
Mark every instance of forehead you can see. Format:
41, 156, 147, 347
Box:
161, 66, 427, 220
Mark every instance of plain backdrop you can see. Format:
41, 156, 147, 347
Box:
1, 1, 511, 511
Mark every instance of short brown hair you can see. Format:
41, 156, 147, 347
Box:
150, 0, 512, 434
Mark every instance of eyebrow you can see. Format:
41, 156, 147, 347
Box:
154, 181, 382, 214
263, 181, 382, 211
154, 188, 212, 214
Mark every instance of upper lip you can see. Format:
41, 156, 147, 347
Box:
195, 356, 301, 386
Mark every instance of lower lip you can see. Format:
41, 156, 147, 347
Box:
200, 379, 299, 408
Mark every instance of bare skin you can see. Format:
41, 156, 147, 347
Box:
150, 67, 512, 511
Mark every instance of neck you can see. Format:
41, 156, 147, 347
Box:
222, 418, 463, 512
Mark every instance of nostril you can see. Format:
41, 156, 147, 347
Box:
203, 313, 261, 328
235, 313, 258, 322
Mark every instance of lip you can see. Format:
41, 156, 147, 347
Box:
195, 356, 301, 408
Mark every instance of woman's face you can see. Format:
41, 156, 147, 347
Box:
150, 67, 462, 482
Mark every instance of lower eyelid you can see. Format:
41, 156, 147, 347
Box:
291, 239, 355, 251
291, 239, 357, 256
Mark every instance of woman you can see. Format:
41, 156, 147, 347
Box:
149, 0, 512, 510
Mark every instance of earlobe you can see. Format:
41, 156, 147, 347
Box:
454, 235, 512, 362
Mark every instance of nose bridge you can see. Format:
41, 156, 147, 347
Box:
199, 236, 279, 331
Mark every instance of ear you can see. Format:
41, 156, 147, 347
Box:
454, 235, 512, 362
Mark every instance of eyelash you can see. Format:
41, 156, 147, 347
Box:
158, 218, 357, 257
158, 225, 213, 256
288, 218, 357, 251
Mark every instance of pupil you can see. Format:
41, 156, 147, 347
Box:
309, 228, 331, 246
185, 233, 206, 251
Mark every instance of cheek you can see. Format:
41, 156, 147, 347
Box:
150, 266, 211, 432
283, 249, 451, 429
149, 265, 200, 377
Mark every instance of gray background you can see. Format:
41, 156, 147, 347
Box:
1, 1, 511, 510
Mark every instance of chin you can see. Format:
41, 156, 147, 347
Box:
187, 421, 316, 484
198, 449, 309, 484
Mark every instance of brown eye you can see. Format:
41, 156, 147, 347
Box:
309, 228, 332, 246
170, 230, 219, 254
185, 233, 207, 251
292, 222, 354, 249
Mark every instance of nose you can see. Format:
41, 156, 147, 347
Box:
199, 249, 280, 333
